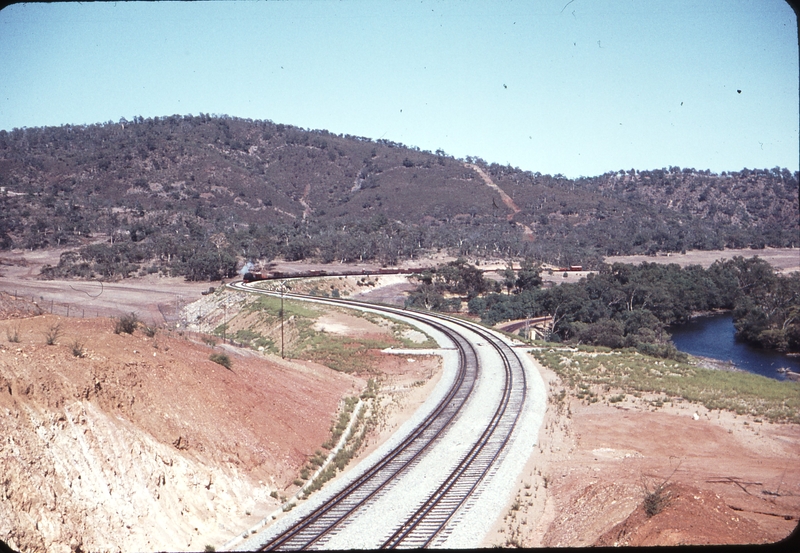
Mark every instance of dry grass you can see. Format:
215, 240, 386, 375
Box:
533, 346, 800, 423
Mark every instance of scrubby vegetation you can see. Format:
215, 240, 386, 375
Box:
113, 312, 139, 335
209, 352, 232, 370
220, 291, 431, 370
533, 346, 800, 423
43, 322, 62, 345
70, 338, 86, 358
299, 389, 378, 498
6, 324, 20, 343
409, 256, 799, 353
1, 115, 795, 280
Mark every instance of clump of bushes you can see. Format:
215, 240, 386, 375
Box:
644, 485, 670, 517
209, 352, 232, 370
114, 312, 139, 334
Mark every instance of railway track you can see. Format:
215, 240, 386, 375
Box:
227, 282, 529, 549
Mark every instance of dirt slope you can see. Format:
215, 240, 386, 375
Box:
0, 313, 363, 552
484, 361, 800, 548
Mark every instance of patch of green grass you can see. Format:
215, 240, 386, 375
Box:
392, 326, 438, 349
323, 396, 360, 448
234, 328, 261, 342
294, 331, 397, 373
360, 378, 379, 400
342, 309, 437, 349
533, 348, 800, 423
232, 292, 431, 371
304, 395, 374, 497
253, 336, 275, 351
245, 295, 320, 319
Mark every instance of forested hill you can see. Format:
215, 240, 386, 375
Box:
0, 114, 797, 280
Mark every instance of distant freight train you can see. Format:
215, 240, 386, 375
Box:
242, 267, 426, 283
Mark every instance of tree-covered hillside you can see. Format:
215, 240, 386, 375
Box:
0, 114, 797, 280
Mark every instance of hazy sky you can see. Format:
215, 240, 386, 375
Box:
1, 0, 797, 178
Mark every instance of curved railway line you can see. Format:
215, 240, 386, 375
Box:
227, 281, 531, 549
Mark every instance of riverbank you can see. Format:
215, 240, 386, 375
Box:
483, 352, 800, 547
670, 314, 800, 382
689, 354, 744, 373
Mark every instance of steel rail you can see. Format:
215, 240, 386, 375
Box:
229, 283, 481, 550
228, 282, 527, 549
380, 313, 527, 548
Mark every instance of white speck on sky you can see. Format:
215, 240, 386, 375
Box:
0, 0, 797, 178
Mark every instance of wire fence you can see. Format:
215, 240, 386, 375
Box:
3, 290, 186, 325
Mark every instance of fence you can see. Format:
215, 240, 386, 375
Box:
3, 290, 186, 325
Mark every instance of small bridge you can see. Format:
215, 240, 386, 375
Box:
495, 316, 554, 340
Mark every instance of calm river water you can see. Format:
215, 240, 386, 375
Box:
670, 314, 800, 381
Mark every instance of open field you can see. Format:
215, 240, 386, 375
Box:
0, 247, 214, 323
606, 247, 800, 273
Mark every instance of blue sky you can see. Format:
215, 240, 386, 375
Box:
0, 0, 797, 178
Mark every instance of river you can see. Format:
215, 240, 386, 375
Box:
669, 314, 800, 381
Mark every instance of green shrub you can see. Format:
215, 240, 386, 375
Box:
209, 352, 232, 370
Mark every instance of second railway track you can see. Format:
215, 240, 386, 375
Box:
228, 281, 538, 550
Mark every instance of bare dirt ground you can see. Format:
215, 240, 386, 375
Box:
483, 359, 800, 548
0, 290, 441, 552
606, 247, 800, 273
0, 248, 214, 324
0, 313, 365, 551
